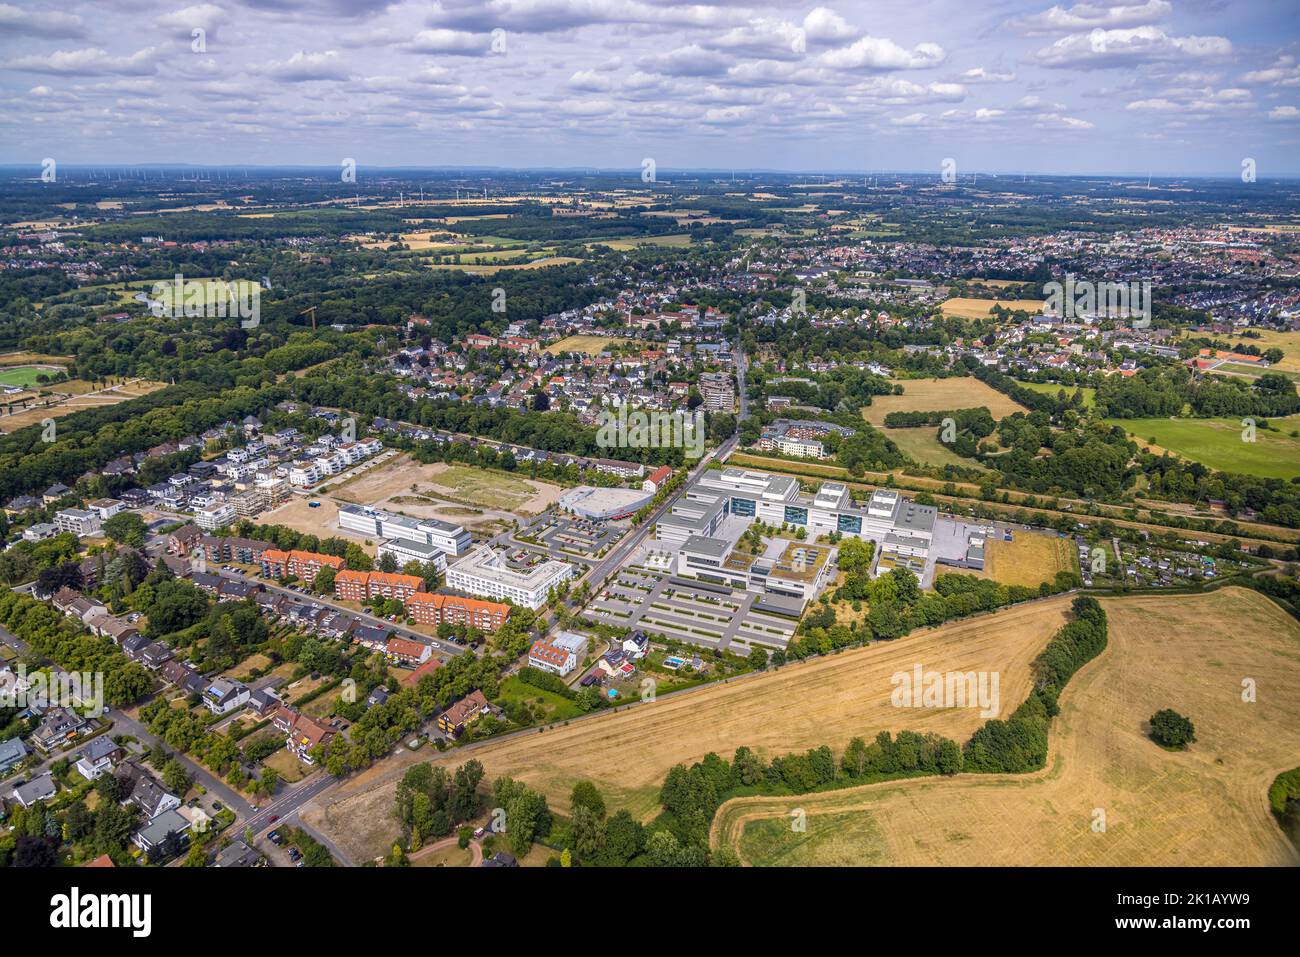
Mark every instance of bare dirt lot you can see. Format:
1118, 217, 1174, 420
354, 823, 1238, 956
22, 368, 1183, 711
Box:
712, 587, 1300, 866
333, 456, 563, 518
304, 596, 1073, 862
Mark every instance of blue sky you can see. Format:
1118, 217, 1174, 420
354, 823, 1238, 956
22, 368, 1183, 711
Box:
1, 0, 1298, 175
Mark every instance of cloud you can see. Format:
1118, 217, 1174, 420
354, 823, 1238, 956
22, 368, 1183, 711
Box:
820, 35, 945, 71
1007, 0, 1171, 36
960, 67, 1016, 83
569, 68, 613, 91
427, 0, 740, 34
3, 47, 158, 77
0, 3, 85, 37
156, 4, 229, 35
401, 28, 494, 55
1268, 105, 1300, 120
259, 50, 351, 81
1035, 26, 1231, 69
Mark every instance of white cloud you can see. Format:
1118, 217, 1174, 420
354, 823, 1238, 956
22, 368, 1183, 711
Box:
1008, 0, 1171, 36
1036, 26, 1231, 69
820, 35, 945, 71
4, 47, 158, 77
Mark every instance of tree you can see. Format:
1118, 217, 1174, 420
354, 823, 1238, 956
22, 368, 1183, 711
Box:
570, 780, 606, 820
1150, 709, 1195, 749
103, 513, 148, 549
746, 646, 769, 671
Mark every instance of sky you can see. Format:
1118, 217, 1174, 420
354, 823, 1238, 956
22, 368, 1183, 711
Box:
1, 0, 1299, 175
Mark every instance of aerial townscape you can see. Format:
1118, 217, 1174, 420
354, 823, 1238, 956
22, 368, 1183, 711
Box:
0, 0, 1297, 935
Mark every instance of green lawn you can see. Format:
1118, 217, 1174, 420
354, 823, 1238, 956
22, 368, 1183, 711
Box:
886, 426, 989, 472
497, 676, 583, 723
1107, 416, 1300, 479
0, 366, 56, 389
1014, 379, 1096, 409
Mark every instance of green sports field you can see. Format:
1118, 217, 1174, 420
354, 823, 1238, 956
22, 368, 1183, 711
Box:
0, 366, 54, 389
1107, 416, 1300, 480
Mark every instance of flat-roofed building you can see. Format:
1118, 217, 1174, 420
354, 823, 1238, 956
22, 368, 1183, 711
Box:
445, 546, 573, 610
338, 504, 471, 557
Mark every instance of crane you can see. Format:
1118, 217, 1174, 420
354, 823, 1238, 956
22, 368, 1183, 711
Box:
299, 306, 317, 330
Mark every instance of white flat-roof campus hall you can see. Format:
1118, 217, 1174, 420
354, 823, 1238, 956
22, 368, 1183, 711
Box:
654, 466, 938, 575
338, 504, 472, 560
445, 546, 575, 610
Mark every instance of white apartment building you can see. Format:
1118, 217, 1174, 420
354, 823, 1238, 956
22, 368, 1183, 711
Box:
53, 508, 101, 537
289, 460, 321, 487
194, 502, 237, 531
445, 546, 574, 610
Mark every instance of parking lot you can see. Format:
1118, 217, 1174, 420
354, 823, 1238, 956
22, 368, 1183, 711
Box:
584, 564, 797, 652
515, 508, 626, 562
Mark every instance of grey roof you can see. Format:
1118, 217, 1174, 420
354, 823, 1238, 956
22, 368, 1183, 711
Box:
78, 736, 120, 762
13, 772, 56, 805
135, 808, 189, 848
681, 535, 732, 559
0, 737, 28, 766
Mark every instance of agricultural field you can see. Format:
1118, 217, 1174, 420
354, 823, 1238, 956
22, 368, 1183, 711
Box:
545, 335, 631, 355
863, 377, 1029, 426
305, 597, 1074, 862
940, 297, 1045, 320
1105, 416, 1300, 480
1214, 329, 1300, 373
974, 531, 1078, 589
713, 588, 1300, 867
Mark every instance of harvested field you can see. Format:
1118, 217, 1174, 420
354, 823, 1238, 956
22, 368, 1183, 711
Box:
941, 296, 1045, 319
545, 335, 632, 355
863, 378, 1028, 426
713, 587, 1300, 866
304, 597, 1073, 862
974, 532, 1078, 588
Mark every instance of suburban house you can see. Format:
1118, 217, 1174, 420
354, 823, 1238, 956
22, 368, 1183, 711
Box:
385, 636, 432, 666
74, 736, 124, 780
30, 707, 88, 754
133, 808, 191, 853
437, 689, 490, 738
203, 678, 250, 716
116, 763, 181, 819
0, 737, 29, 774
12, 772, 57, 808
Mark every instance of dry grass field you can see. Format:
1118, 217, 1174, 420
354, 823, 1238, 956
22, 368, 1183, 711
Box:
862, 378, 1029, 426
713, 587, 1300, 866
941, 296, 1045, 319
0, 378, 168, 433
304, 597, 1073, 862
974, 532, 1078, 588
545, 335, 631, 355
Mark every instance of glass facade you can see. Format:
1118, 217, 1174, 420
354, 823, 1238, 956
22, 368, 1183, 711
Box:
730, 496, 756, 517
784, 505, 808, 526
837, 513, 862, 534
